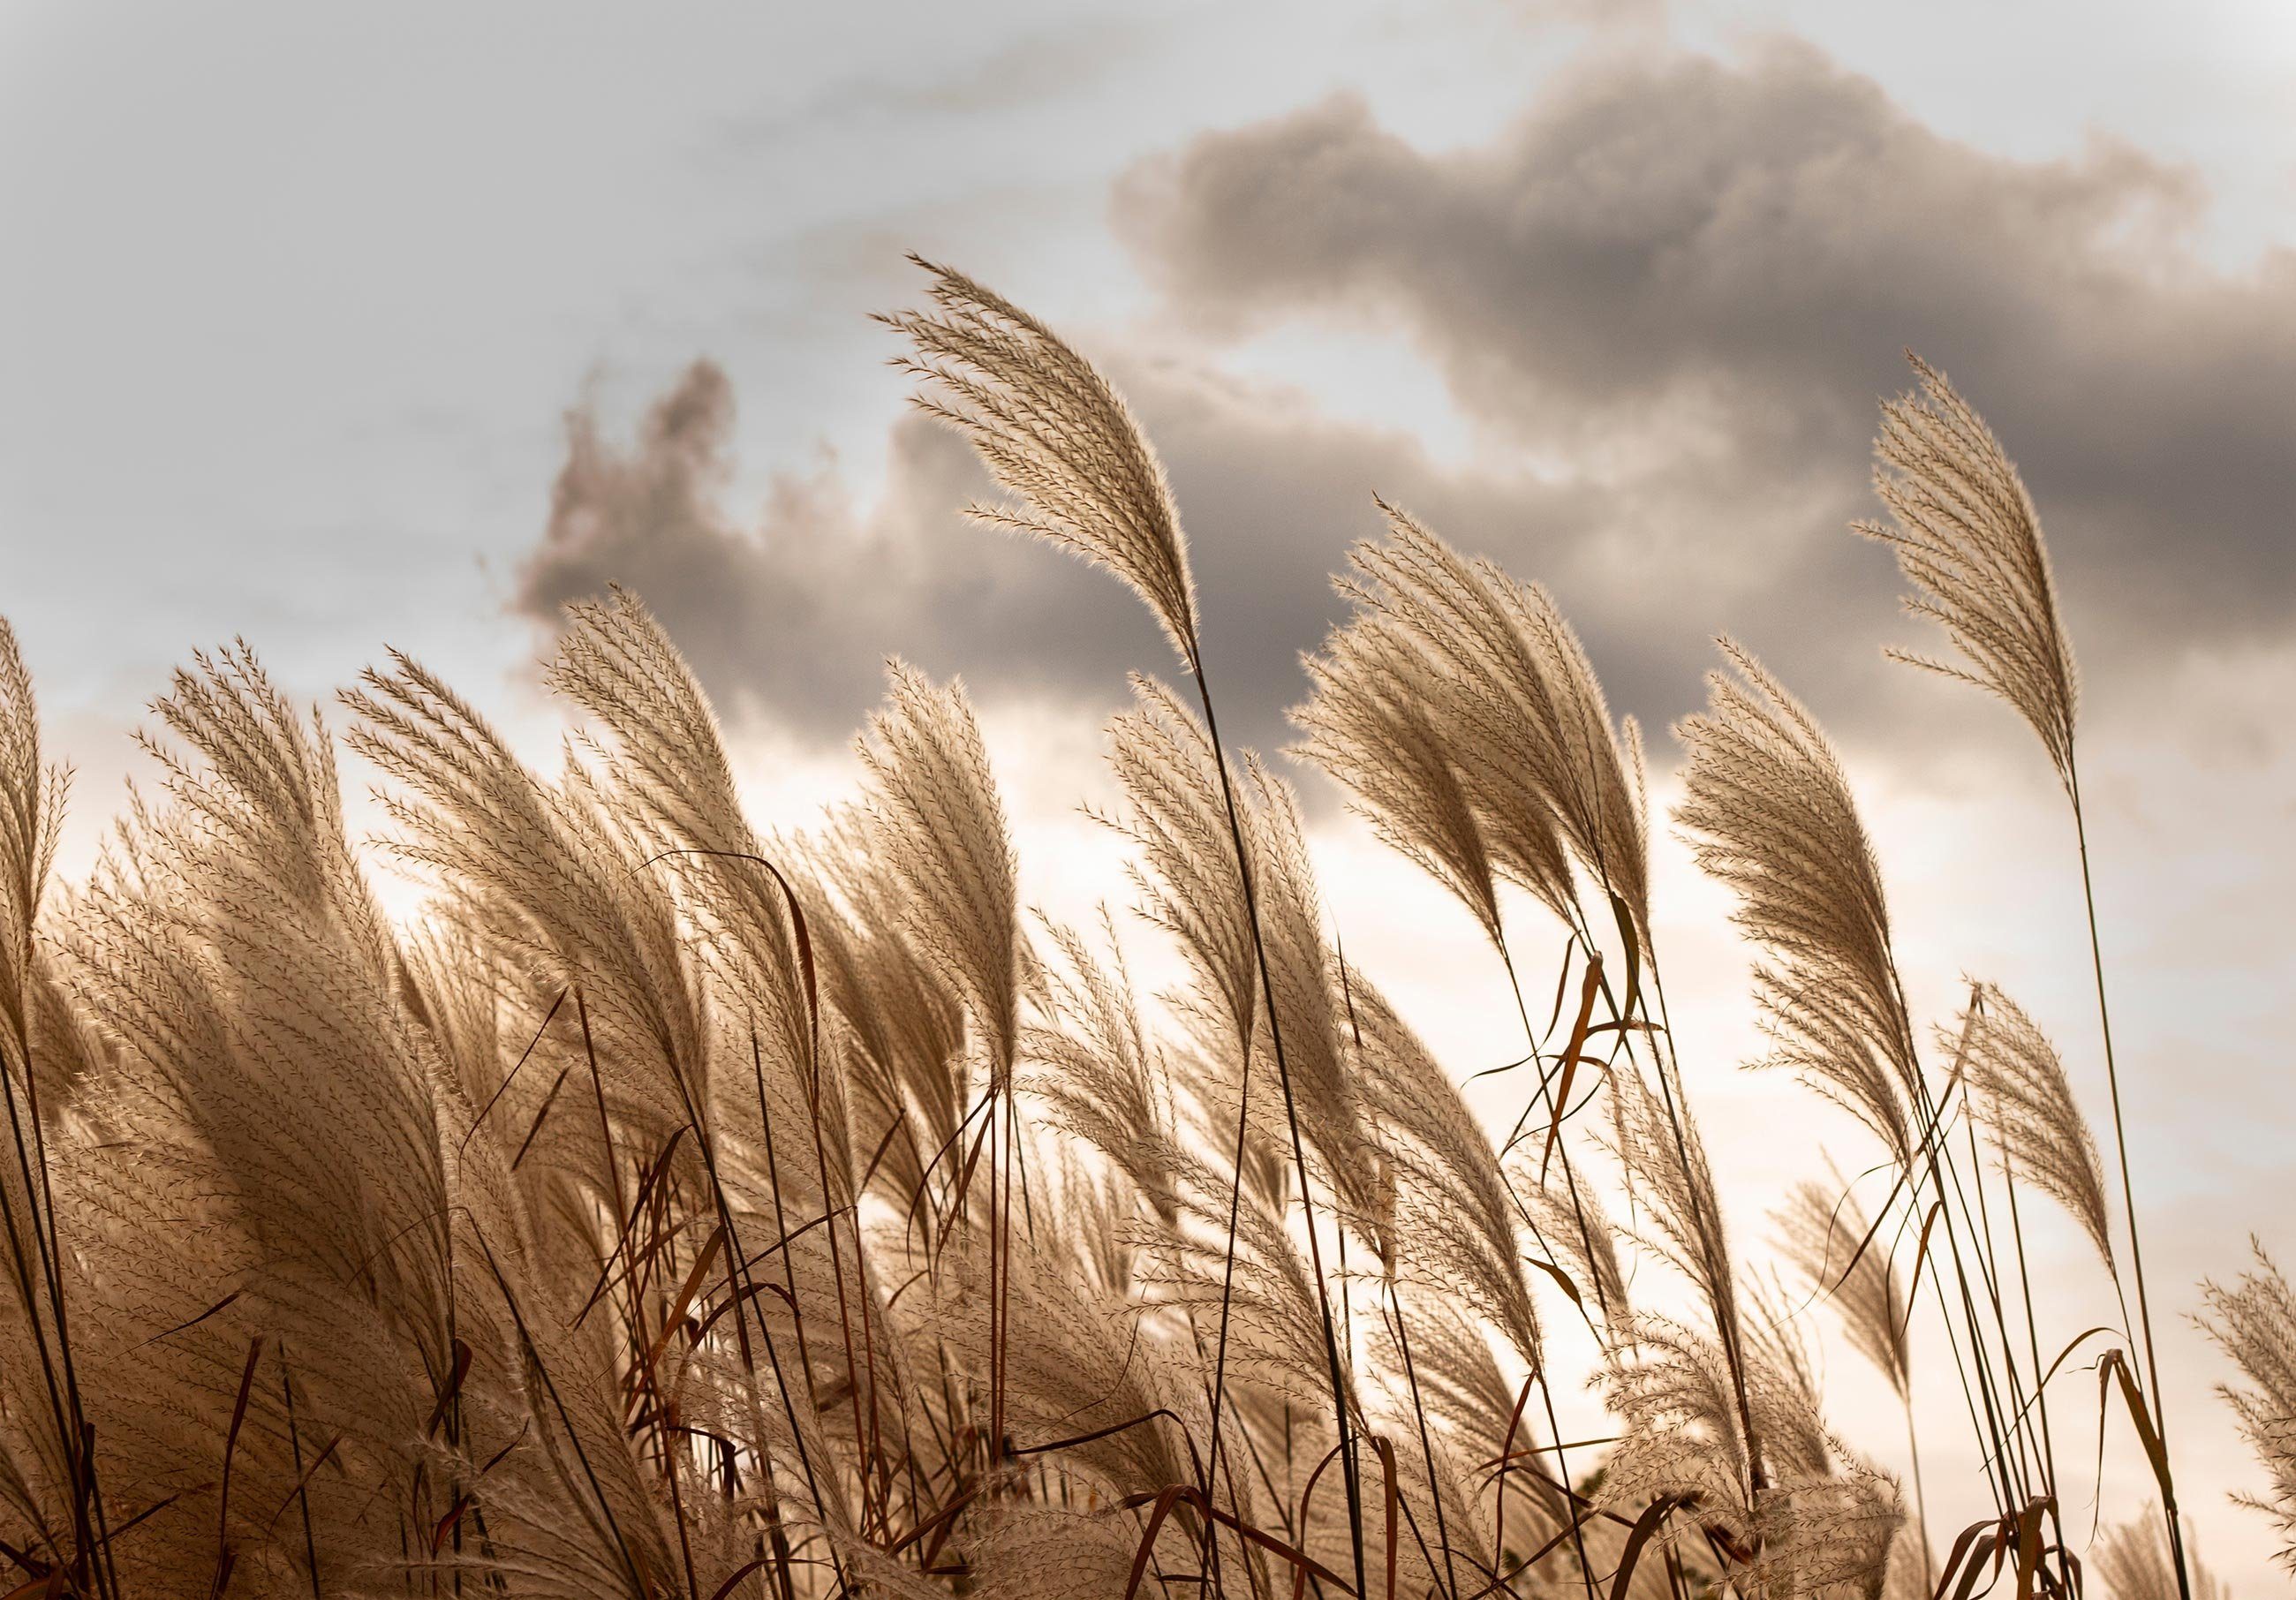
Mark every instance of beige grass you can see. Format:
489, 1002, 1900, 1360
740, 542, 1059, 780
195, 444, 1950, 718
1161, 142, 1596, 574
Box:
0, 274, 2271, 1600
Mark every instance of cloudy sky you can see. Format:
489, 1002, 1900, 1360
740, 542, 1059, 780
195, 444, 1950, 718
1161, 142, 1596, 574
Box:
6, 0, 2293, 1581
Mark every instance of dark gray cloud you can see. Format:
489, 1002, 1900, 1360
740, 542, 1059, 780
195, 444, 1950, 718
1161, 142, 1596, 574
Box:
517, 39, 2294, 769
1114, 41, 2296, 691
513, 353, 1595, 755
518, 358, 1162, 743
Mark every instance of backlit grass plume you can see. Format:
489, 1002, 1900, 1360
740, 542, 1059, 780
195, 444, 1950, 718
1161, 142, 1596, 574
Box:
2202, 1242, 2296, 1573
855, 660, 1020, 1082
1955, 984, 2114, 1272
2095, 1511, 2227, 1600
0, 621, 65, 1060
1775, 1174, 1909, 1403
1857, 354, 2194, 1595
880, 257, 1199, 672
889, 258, 1371, 1596
1675, 642, 1917, 1169
1776, 1169, 1933, 1591
1290, 623, 1501, 949
1855, 351, 2078, 792
1320, 503, 1648, 938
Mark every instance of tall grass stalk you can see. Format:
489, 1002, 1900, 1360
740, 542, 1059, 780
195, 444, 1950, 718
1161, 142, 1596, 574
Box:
1860, 353, 2190, 1596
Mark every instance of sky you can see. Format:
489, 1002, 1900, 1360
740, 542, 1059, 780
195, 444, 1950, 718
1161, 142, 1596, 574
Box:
4, 0, 2294, 1581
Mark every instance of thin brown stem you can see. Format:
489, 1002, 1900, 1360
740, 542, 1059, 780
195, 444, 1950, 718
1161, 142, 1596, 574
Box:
2069, 778, 2190, 1600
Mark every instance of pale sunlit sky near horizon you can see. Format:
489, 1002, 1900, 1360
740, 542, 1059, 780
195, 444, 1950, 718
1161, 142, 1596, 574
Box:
4, 0, 2295, 1582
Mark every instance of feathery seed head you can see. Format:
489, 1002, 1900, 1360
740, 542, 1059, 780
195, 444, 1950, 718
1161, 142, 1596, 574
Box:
1676, 641, 1919, 1169
2202, 1240, 2296, 1570
1291, 617, 1503, 947
1856, 352, 2081, 792
1952, 982, 2115, 1272
1332, 502, 1655, 935
881, 258, 1201, 671
1774, 1171, 1910, 1400
0, 619, 67, 1059
2096, 1508, 2228, 1600
856, 660, 1021, 1081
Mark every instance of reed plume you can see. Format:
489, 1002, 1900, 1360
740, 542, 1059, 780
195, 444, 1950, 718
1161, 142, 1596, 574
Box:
2202, 1241, 2296, 1571
1348, 975, 1538, 1372
1775, 1170, 1933, 1591
0, 620, 66, 1070
1954, 984, 2114, 1272
2096, 1510, 2226, 1600
0, 617, 107, 1596
344, 648, 709, 1137
1856, 352, 2077, 793
1671, 640, 2066, 1585
878, 258, 1198, 672
1775, 1174, 1909, 1402
1597, 1060, 1777, 1572
1675, 641, 1917, 1170
854, 660, 1020, 1083
887, 260, 1371, 1596
1320, 504, 1648, 935
1291, 623, 1501, 949
1605, 1066, 1735, 1355
1023, 911, 1182, 1227
1857, 352, 2190, 1595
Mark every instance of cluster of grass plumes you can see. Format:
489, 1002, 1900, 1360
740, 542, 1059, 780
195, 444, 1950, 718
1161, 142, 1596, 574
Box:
0, 270, 2276, 1600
